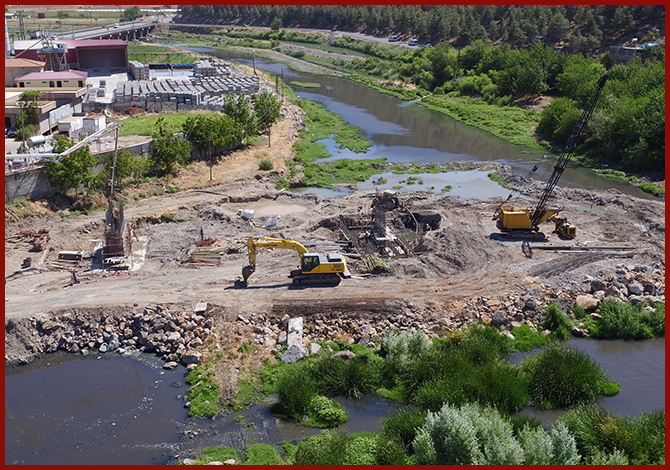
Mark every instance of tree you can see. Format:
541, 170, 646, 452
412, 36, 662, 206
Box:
92, 149, 149, 193
252, 91, 281, 131
16, 91, 40, 144
183, 114, 217, 180
121, 6, 141, 22
150, 125, 190, 175
45, 135, 97, 195
223, 93, 257, 139
270, 16, 282, 31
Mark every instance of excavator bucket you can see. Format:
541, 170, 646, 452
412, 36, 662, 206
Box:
242, 265, 255, 283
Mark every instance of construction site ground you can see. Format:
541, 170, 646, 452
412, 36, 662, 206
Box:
4, 97, 666, 400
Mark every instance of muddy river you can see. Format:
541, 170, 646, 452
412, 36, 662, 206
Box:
191, 47, 652, 199
5, 338, 664, 465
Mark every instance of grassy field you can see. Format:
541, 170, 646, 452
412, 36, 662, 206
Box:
118, 110, 218, 137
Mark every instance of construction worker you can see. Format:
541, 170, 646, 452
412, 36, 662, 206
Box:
71, 269, 79, 284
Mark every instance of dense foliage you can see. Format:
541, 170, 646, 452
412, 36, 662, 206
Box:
45, 135, 97, 195
560, 405, 666, 465
179, 5, 663, 52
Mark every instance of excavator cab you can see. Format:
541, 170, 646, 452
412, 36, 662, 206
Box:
301, 254, 320, 272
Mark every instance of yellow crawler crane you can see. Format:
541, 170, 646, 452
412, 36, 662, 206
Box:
494, 74, 608, 240
241, 236, 350, 286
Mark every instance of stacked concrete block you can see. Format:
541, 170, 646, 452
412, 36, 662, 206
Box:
128, 60, 150, 81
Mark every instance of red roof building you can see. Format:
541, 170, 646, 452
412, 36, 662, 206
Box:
13, 39, 128, 70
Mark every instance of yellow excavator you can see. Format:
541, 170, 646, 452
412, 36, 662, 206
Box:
494, 74, 608, 240
241, 236, 351, 286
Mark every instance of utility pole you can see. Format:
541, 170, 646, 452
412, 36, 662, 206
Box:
17, 10, 26, 40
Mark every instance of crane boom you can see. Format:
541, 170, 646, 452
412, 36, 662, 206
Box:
530, 74, 608, 227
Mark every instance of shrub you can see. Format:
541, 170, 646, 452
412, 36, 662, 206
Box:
258, 159, 273, 171
275, 366, 317, 420
541, 302, 573, 340
560, 405, 665, 465
523, 343, 611, 409
412, 402, 524, 465
306, 395, 347, 428
375, 436, 412, 465
380, 407, 427, 449
294, 430, 348, 465
309, 354, 382, 399
380, 329, 431, 375
343, 433, 377, 465
244, 444, 281, 465
591, 298, 663, 340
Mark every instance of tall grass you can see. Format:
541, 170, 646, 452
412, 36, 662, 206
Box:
588, 298, 664, 340
541, 302, 573, 340
522, 342, 616, 409
560, 404, 665, 465
274, 366, 317, 420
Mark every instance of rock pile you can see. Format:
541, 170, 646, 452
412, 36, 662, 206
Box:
234, 265, 664, 352
5, 304, 215, 367
574, 263, 665, 312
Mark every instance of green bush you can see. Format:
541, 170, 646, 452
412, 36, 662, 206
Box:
541, 302, 573, 340
192, 446, 239, 465
560, 404, 665, 465
590, 298, 664, 340
294, 430, 348, 465
523, 342, 613, 409
510, 324, 549, 351
380, 407, 427, 449
343, 432, 378, 465
309, 354, 382, 399
306, 395, 347, 427
375, 435, 412, 465
413, 402, 524, 464
244, 444, 281, 465
275, 366, 317, 420
258, 159, 273, 171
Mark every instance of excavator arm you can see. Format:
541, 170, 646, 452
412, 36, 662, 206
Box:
242, 236, 309, 283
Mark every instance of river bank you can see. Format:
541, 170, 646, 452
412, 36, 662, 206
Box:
158, 30, 664, 196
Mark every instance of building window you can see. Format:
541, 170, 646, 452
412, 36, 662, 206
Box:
42, 81, 47, 84
57, 81, 62, 87
78, 80, 84, 87
19, 82, 25, 87
49, 81, 55, 87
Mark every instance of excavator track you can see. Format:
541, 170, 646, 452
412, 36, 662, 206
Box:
292, 273, 341, 287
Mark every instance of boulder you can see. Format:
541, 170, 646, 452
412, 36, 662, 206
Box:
576, 294, 599, 311
223, 459, 236, 465
309, 342, 322, 355
181, 350, 202, 365
590, 279, 607, 293
183, 458, 196, 465
627, 281, 644, 296
276, 331, 287, 345
491, 310, 510, 327
163, 361, 179, 370
281, 344, 305, 364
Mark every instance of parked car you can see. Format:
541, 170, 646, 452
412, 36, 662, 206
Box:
408, 39, 419, 46
388, 35, 398, 42
425, 43, 433, 48
7, 126, 18, 138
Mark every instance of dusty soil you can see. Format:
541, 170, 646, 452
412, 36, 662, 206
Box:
4, 68, 665, 400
